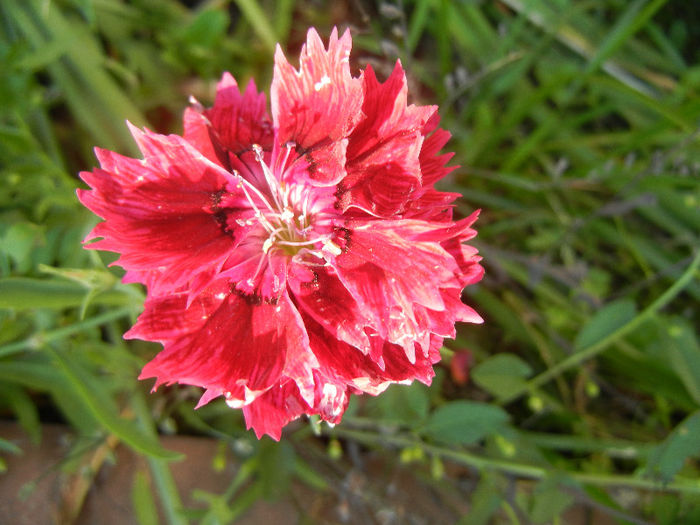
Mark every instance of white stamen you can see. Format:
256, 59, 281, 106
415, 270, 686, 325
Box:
252, 144, 283, 209
236, 179, 276, 234
280, 207, 294, 222
321, 239, 342, 256
277, 142, 296, 185
262, 237, 274, 254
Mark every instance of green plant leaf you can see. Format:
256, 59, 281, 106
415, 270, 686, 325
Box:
665, 318, 700, 405
459, 471, 504, 525
180, 9, 228, 48
0, 437, 22, 456
647, 411, 700, 482
257, 440, 296, 500
528, 477, 575, 524
1, 222, 44, 267
574, 299, 637, 351
0, 357, 100, 434
0, 383, 41, 443
233, 0, 277, 53
422, 401, 510, 445
369, 382, 430, 426
472, 353, 533, 399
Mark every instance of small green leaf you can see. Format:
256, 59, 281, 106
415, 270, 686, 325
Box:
0, 437, 22, 456
574, 299, 637, 350
472, 353, 533, 399
459, 471, 504, 525
257, 440, 296, 500
647, 411, 700, 482
0, 383, 41, 443
422, 401, 509, 445
293, 457, 328, 491
38, 264, 119, 318
233, 0, 278, 53
528, 477, 575, 524
180, 9, 228, 48
38, 264, 117, 290
2, 222, 43, 267
665, 319, 700, 405
370, 382, 430, 426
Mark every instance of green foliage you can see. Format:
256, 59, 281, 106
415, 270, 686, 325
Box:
0, 0, 699, 523
574, 298, 637, 351
422, 401, 510, 446
647, 411, 700, 482
132, 470, 159, 525
367, 380, 431, 425
471, 353, 533, 400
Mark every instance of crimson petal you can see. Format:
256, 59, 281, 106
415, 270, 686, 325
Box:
339, 63, 435, 217
133, 283, 309, 406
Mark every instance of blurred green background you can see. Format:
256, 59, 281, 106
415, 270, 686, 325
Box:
1, 0, 699, 523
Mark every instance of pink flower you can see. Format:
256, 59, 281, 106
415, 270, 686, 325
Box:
77, 28, 484, 440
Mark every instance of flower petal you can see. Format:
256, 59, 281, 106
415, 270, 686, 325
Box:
329, 219, 483, 360
288, 263, 372, 353
241, 380, 309, 440
134, 283, 309, 399
205, 73, 274, 154
306, 317, 442, 394
419, 112, 457, 187
271, 27, 362, 185
182, 106, 225, 167
78, 128, 254, 295
338, 63, 435, 217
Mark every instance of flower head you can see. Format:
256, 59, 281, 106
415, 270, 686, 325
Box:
78, 28, 484, 439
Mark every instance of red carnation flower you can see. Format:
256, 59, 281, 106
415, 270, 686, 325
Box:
78, 28, 484, 439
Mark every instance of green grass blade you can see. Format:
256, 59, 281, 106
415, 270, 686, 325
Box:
49, 348, 183, 461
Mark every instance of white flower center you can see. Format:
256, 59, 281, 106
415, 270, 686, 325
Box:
234, 143, 335, 259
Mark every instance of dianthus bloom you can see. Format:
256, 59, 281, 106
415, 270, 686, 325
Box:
78, 28, 483, 439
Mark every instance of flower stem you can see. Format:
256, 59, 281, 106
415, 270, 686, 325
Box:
325, 427, 700, 494
499, 249, 700, 405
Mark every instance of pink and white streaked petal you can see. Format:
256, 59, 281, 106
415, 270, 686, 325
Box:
305, 319, 442, 395
329, 221, 482, 361
419, 113, 457, 187
134, 284, 308, 399
77, 129, 257, 295
271, 28, 362, 186
242, 380, 310, 440
339, 63, 435, 216
182, 107, 225, 167
288, 263, 373, 353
